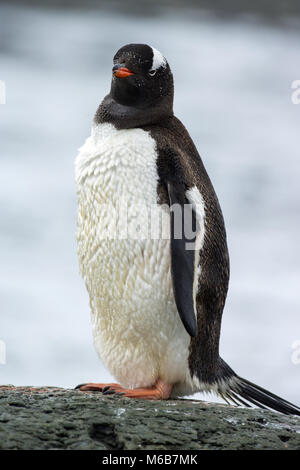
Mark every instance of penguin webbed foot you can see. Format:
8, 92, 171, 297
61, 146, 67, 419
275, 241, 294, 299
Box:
75, 380, 173, 400
74, 382, 121, 393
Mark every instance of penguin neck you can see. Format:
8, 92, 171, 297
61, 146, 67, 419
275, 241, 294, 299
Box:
94, 94, 174, 130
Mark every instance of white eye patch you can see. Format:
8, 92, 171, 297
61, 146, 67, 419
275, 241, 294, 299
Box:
150, 46, 167, 72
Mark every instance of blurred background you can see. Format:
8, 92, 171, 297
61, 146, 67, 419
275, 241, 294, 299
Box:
0, 0, 299, 406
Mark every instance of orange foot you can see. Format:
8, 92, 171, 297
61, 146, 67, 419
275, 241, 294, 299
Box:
75, 379, 173, 400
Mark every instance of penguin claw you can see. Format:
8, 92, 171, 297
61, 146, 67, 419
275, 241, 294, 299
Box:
102, 390, 116, 395
74, 383, 88, 390
102, 388, 124, 397
75, 382, 121, 392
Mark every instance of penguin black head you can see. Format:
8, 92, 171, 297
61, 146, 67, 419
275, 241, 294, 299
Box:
95, 43, 174, 128
111, 43, 173, 111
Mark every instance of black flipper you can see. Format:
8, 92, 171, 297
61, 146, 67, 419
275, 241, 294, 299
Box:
167, 181, 199, 338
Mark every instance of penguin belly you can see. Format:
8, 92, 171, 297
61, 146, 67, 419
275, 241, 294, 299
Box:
75, 123, 191, 390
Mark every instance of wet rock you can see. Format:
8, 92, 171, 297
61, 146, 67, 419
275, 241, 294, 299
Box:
0, 386, 299, 450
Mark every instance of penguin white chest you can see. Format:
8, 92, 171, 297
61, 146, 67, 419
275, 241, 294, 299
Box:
75, 123, 190, 389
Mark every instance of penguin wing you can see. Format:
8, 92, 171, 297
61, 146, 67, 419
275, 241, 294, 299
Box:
166, 181, 200, 338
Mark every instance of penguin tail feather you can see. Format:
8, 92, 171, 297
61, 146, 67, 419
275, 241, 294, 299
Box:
214, 358, 300, 416
219, 375, 300, 416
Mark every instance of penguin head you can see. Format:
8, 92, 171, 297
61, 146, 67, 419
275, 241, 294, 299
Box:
110, 43, 173, 111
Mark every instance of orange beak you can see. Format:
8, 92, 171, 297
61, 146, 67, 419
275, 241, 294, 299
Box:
113, 67, 134, 78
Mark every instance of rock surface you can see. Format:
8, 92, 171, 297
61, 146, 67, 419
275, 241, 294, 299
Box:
0, 386, 299, 450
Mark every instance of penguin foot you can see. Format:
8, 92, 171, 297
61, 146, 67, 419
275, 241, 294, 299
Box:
102, 383, 173, 399
75, 382, 121, 392
75, 379, 173, 400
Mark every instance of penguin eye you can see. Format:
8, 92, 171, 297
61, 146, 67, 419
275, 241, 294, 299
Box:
148, 69, 156, 77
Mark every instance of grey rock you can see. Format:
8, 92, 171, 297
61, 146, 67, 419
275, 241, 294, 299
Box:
0, 386, 299, 450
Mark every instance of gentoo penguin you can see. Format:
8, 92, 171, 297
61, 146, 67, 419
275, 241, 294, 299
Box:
75, 43, 300, 414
